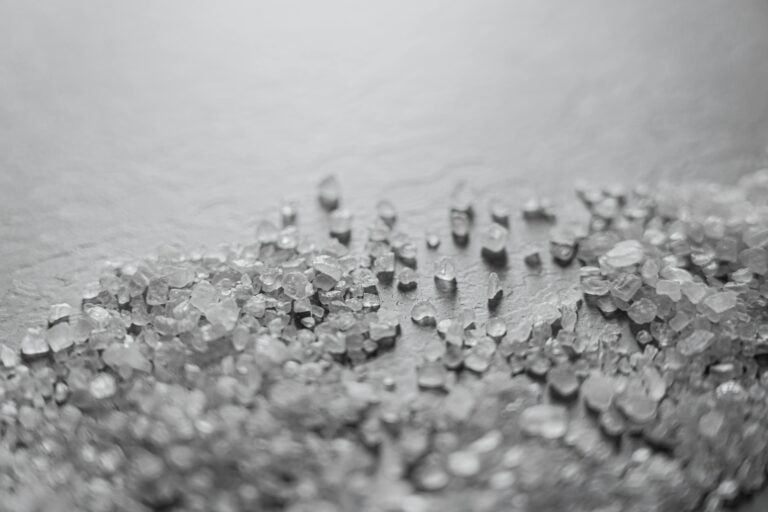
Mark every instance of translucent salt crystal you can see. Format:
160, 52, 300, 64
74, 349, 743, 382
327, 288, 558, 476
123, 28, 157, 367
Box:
597, 296, 618, 318
487, 272, 503, 304
190, 281, 217, 311
425, 231, 441, 249
524, 250, 541, 267
276, 226, 299, 250
46, 322, 73, 352
681, 281, 708, 304
20, 327, 49, 357
677, 329, 715, 356
659, 265, 693, 282
318, 174, 341, 210
89, 373, 117, 399
615, 391, 657, 424
376, 199, 397, 227
641, 366, 666, 402
669, 310, 692, 332
411, 301, 437, 326
449, 180, 473, 215
312, 254, 343, 291
434, 258, 457, 287
522, 197, 555, 221
373, 252, 396, 281
485, 318, 507, 339
256, 220, 279, 244
396, 242, 418, 267
282, 272, 313, 300
280, 201, 297, 226
397, 268, 418, 291
548, 365, 579, 399
329, 209, 353, 242
417, 360, 447, 389
204, 297, 239, 331
447, 450, 481, 477
702, 291, 738, 314
655, 279, 681, 302
481, 223, 508, 258
581, 276, 610, 297
48, 303, 73, 325
450, 212, 471, 245
464, 337, 496, 373
604, 239, 645, 267
627, 298, 657, 324
549, 228, 577, 266
582, 374, 615, 412
520, 404, 568, 439
146, 277, 169, 306
0, 344, 19, 368
599, 409, 626, 437
640, 258, 660, 286
610, 273, 642, 302
489, 198, 510, 226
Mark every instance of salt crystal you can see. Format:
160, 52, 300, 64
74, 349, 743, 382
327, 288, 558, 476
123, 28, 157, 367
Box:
522, 197, 556, 222
329, 209, 353, 243
0, 344, 19, 368
489, 198, 510, 226
485, 318, 507, 339
615, 391, 657, 424
416, 360, 447, 389
146, 277, 169, 306
204, 297, 239, 331
702, 291, 739, 314
681, 281, 708, 304
280, 201, 297, 226
549, 228, 577, 266
520, 404, 568, 439
397, 268, 418, 291
524, 250, 542, 268
89, 373, 117, 399
676, 329, 714, 356
627, 298, 657, 324
447, 450, 481, 477
318, 174, 341, 210
604, 240, 645, 268
425, 231, 441, 250
282, 272, 313, 300
46, 322, 73, 352
548, 365, 580, 399
481, 223, 508, 259
48, 303, 73, 325
20, 327, 49, 357
487, 272, 503, 305
450, 212, 471, 245
599, 409, 626, 437
434, 258, 457, 288
655, 279, 681, 302
411, 301, 437, 326
256, 220, 279, 244
582, 374, 615, 412
190, 281, 217, 311
449, 181, 473, 215
610, 273, 642, 302
376, 199, 397, 227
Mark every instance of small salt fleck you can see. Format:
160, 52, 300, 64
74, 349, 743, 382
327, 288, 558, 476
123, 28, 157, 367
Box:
485, 318, 507, 340
450, 212, 471, 245
318, 174, 341, 210
481, 223, 508, 258
702, 291, 739, 315
677, 329, 715, 356
548, 365, 580, 399
20, 327, 49, 357
48, 303, 73, 325
425, 231, 441, 250
520, 404, 568, 439
489, 198, 510, 226
417, 360, 447, 389
582, 374, 615, 412
397, 268, 418, 291
376, 199, 397, 227
487, 272, 503, 305
447, 450, 481, 477
627, 298, 657, 324
604, 239, 645, 268
411, 301, 437, 326
282, 272, 313, 301
329, 209, 353, 243
89, 373, 117, 400
46, 322, 74, 352
434, 258, 457, 288
524, 250, 542, 268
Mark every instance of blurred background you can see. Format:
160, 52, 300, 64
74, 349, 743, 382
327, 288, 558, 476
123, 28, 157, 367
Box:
0, 1, 767, 504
